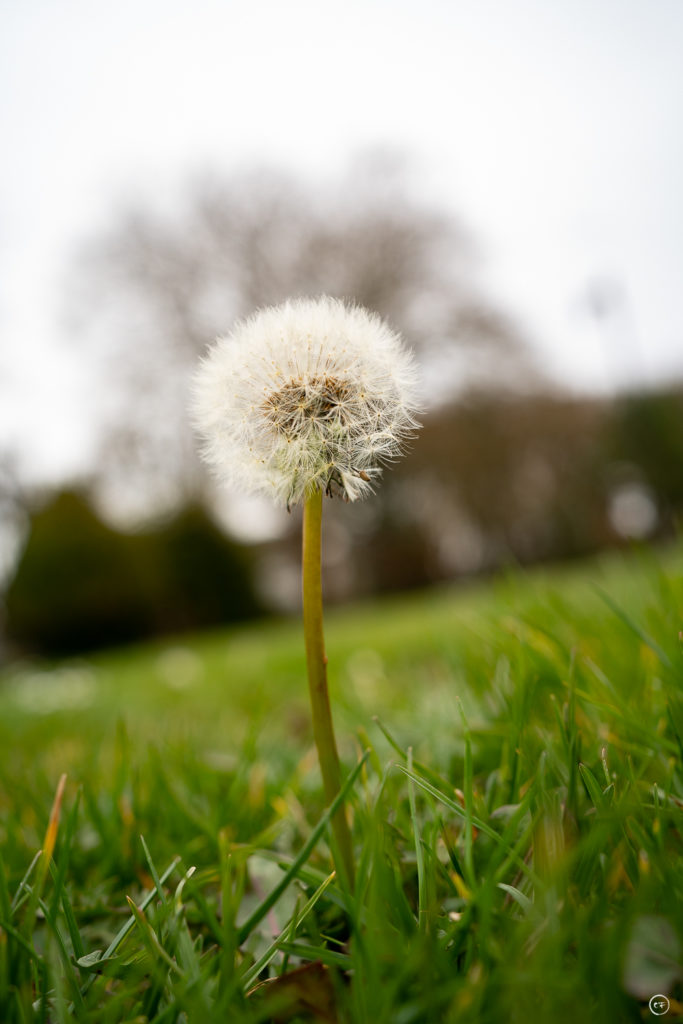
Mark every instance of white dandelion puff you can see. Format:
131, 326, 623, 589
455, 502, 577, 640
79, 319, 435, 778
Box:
191, 296, 421, 508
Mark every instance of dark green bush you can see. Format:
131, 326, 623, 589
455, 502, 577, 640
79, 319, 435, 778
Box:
4, 492, 263, 657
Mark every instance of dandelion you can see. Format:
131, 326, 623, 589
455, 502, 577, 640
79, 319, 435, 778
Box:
191, 296, 419, 508
192, 296, 421, 886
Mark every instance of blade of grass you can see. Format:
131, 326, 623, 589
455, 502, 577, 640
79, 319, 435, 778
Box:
236, 750, 369, 945
372, 716, 406, 759
242, 870, 337, 989
23, 774, 67, 941
0, 852, 12, 926
407, 747, 427, 932
218, 828, 242, 992
58, 885, 85, 963
10, 851, 42, 913
179, 864, 224, 946
80, 856, 180, 995
594, 585, 673, 669
0, 915, 44, 961
579, 763, 607, 810
275, 942, 352, 970
48, 786, 80, 923
457, 699, 476, 888
140, 834, 168, 906
125, 895, 185, 977
395, 763, 540, 885
373, 716, 462, 794
38, 897, 86, 1015
497, 882, 534, 915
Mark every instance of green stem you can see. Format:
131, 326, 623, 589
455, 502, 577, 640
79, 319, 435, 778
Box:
302, 488, 355, 888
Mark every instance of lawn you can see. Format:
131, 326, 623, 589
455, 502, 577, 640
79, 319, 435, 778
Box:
1, 542, 682, 1022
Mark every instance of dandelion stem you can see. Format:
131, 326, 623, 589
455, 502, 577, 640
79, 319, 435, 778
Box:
302, 487, 355, 888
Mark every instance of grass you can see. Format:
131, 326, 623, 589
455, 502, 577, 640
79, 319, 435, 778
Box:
0, 542, 682, 1022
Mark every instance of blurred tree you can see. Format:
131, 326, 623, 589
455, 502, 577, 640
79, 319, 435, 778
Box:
69, 153, 536, 520
327, 394, 613, 595
265, 391, 639, 605
5, 492, 147, 656
394, 394, 613, 568
151, 504, 263, 633
4, 492, 263, 657
610, 389, 683, 528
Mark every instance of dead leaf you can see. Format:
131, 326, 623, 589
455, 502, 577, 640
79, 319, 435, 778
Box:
248, 960, 338, 1023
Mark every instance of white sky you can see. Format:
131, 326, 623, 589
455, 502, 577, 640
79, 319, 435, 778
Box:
1, 0, 683, 485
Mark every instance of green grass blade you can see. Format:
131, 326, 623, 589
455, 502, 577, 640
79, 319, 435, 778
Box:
457, 698, 476, 887
579, 763, 607, 809
275, 941, 352, 969
10, 851, 42, 913
595, 584, 673, 669
395, 763, 540, 884
125, 895, 185, 977
497, 881, 533, 915
80, 856, 180, 994
407, 747, 427, 932
140, 833, 168, 905
242, 870, 337, 989
236, 750, 369, 945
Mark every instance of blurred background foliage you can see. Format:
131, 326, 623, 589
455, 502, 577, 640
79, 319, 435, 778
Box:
2, 159, 681, 660
4, 495, 262, 657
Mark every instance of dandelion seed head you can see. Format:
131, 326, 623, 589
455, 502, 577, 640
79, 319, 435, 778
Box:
191, 296, 421, 507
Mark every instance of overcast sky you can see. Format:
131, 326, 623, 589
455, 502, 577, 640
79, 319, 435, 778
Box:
2, 0, 683, 485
